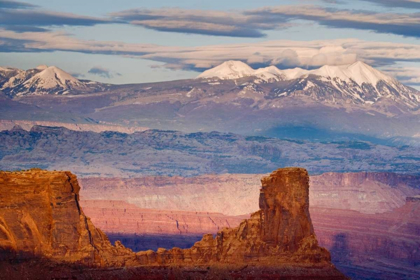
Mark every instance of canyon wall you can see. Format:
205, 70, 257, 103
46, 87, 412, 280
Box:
0, 168, 346, 279
82, 197, 420, 279
135, 168, 334, 266
80, 172, 420, 215
0, 170, 137, 267
81, 200, 247, 236
80, 172, 420, 279
312, 198, 420, 279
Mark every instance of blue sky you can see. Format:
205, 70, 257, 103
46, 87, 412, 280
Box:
0, 0, 419, 87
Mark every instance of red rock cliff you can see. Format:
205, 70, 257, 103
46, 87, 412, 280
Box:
137, 168, 331, 265
0, 168, 346, 279
0, 169, 136, 266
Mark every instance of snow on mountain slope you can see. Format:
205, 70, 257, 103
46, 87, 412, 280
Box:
0, 67, 25, 88
197, 60, 420, 109
197, 60, 397, 85
23, 66, 84, 92
0, 67, 18, 73
282, 68, 310, 80
1, 65, 108, 96
253, 66, 286, 81
309, 61, 395, 87
197, 60, 255, 80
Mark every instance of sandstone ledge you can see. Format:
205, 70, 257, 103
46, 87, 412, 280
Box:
0, 168, 347, 279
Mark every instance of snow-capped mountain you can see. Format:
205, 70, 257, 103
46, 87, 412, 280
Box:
21, 66, 86, 95
197, 60, 395, 83
1, 61, 419, 142
197, 61, 255, 80
0, 67, 23, 86
197, 60, 420, 109
1, 65, 107, 97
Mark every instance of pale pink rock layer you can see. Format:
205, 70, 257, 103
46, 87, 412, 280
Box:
82, 193, 420, 279
80, 172, 420, 216
0, 120, 148, 134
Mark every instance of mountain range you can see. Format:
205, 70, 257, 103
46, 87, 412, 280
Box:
198, 60, 420, 109
1, 61, 419, 144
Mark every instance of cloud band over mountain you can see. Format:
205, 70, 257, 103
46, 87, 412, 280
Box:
1, 27, 420, 86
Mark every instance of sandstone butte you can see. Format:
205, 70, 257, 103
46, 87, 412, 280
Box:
0, 168, 347, 279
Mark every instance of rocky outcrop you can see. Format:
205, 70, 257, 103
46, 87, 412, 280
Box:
0, 168, 346, 279
136, 168, 331, 265
79, 171, 420, 279
0, 169, 137, 266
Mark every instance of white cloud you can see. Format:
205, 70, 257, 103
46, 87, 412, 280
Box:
1, 29, 420, 85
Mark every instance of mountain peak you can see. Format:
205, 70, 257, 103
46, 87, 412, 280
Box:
1, 64, 107, 97
197, 60, 254, 80
346, 61, 395, 86
254, 65, 285, 81
24, 66, 81, 91
197, 60, 397, 87
307, 61, 395, 86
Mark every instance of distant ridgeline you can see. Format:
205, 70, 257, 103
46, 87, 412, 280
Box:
0, 125, 419, 177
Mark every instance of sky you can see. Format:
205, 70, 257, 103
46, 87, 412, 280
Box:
0, 0, 419, 88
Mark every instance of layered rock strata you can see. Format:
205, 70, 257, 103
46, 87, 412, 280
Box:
80, 172, 420, 216
0, 168, 346, 279
136, 168, 331, 265
312, 199, 420, 279
0, 169, 137, 266
82, 200, 247, 236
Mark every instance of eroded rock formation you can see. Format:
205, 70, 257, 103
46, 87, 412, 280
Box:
0, 168, 346, 279
137, 168, 330, 265
0, 169, 137, 266
79, 172, 420, 279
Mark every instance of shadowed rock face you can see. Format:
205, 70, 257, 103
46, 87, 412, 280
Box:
138, 168, 330, 265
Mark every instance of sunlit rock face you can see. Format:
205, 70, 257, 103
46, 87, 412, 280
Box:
0, 168, 346, 279
0, 169, 137, 267
259, 168, 315, 252
137, 168, 332, 265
